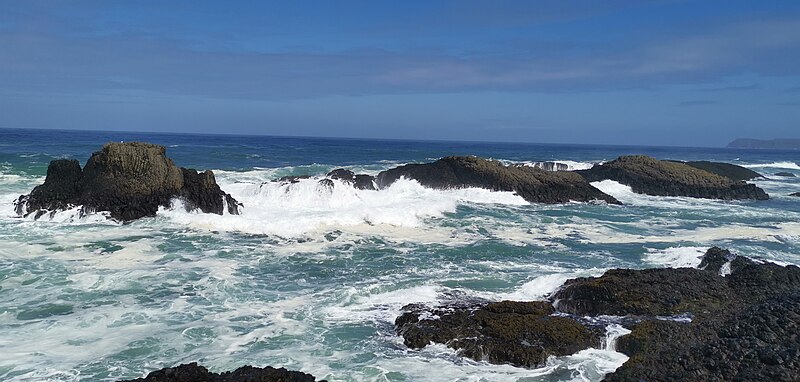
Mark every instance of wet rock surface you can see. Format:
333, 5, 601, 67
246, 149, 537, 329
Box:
395, 300, 603, 368
775, 171, 796, 177
396, 248, 800, 381
120, 362, 323, 382
15, 142, 240, 221
326, 168, 376, 190
791, 192, 800, 197
376, 156, 620, 204
579, 155, 769, 200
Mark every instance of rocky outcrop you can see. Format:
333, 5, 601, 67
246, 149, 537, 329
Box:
395, 300, 603, 368
15, 142, 240, 222
775, 171, 796, 177
120, 362, 323, 382
376, 156, 620, 204
791, 192, 800, 197
679, 160, 763, 181
396, 248, 800, 380
326, 168, 376, 190
579, 155, 769, 200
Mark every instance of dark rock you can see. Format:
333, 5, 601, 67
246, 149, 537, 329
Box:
317, 178, 334, 192
697, 246, 736, 274
396, 300, 602, 368
326, 168, 355, 181
327, 168, 376, 190
352, 174, 376, 190
376, 156, 620, 204
578, 155, 769, 200
180, 168, 241, 215
16, 142, 240, 222
775, 172, 796, 177
791, 192, 800, 197
120, 362, 323, 382
15, 159, 83, 216
681, 160, 763, 181
274, 175, 311, 184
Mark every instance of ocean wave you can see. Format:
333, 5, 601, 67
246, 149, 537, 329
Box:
500, 159, 596, 171
741, 161, 800, 170
642, 246, 707, 268
160, 177, 527, 237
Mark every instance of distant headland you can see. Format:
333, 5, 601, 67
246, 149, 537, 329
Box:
727, 138, 800, 150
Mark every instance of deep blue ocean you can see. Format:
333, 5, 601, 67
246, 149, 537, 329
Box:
1, 128, 799, 381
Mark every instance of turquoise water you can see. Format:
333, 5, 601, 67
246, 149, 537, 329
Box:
1, 128, 799, 381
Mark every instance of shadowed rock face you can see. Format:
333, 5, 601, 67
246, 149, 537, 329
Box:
119, 362, 323, 382
396, 248, 800, 380
395, 301, 603, 368
680, 160, 763, 181
579, 155, 769, 200
15, 142, 240, 222
376, 156, 620, 204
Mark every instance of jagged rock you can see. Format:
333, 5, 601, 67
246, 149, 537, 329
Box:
326, 168, 376, 190
120, 362, 323, 382
578, 155, 769, 200
395, 300, 603, 368
680, 160, 763, 181
395, 247, 800, 381
15, 159, 83, 217
376, 156, 620, 204
180, 168, 241, 215
15, 142, 240, 222
775, 172, 796, 177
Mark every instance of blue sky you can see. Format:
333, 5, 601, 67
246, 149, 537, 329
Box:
1, 1, 799, 146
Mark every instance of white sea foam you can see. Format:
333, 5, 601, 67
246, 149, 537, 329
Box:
643, 246, 707, 268
742, 161, 800, 170
501, 159, 596, 171
160, 177, 527, 237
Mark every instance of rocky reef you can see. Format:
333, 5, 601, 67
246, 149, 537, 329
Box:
679, 160, 763, 181
775, 171, 796, 177
15, 142, 240, 222
396, 247, 800, 381
579, 155, 769, 200
376, 156, 620, 204
120, 362, 323, 382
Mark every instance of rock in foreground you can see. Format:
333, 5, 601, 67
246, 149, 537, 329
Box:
376, 156, 620, 204
120, 362, 323, 382
680, 160, 763, 181
579, 155, 769, 200
396, 248, 800, 381
15, 142, 240, 222
396, 300, 603, 367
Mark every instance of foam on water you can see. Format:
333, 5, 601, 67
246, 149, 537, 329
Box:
643, 246, 707, 268
742, 161, 800, 170
160, 177, 527, 237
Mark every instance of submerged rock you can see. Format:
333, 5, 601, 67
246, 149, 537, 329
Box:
578, 155, 769, 200
395, 300, 603, 368
791, 192, 800, 197
376, 156, 620, 204
15, 142, 240, 222
120, 362, 323, 382
775, 171, 796, 177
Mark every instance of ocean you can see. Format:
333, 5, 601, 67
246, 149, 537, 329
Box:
1, 128, 799, 381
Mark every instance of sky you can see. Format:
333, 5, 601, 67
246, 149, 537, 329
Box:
1, 1, 799, 146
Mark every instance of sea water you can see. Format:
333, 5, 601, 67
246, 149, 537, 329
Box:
1, 128, 799, 381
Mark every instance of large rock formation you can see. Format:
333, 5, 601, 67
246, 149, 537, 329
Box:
120, 362, 323, 382
326, 168, 376, 190
396, 300, 603, 368
15, 142, 240, 222
578, 155, 769, 200
396, 248, 800, 381
376, 156, 620, 204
